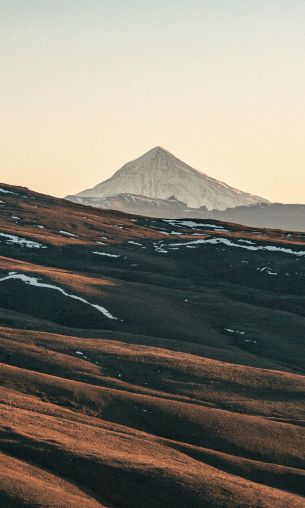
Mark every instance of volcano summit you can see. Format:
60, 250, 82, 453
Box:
67, 147, 268, 211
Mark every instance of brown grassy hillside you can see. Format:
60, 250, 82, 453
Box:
1, 183, 305, 507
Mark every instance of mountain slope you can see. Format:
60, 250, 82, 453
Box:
208, 202, 305, 232
1, 183, 305, 507
67, 147, 268, 210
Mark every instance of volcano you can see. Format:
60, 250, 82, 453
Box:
67, 146, 268, 210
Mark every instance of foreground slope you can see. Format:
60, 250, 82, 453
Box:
1, 183, 305, 507
67, 146, 267, 210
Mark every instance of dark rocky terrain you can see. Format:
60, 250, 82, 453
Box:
1, 182, 305, 507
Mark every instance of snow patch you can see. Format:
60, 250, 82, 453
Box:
257, 267, 277, 276
0, 233, 47, 249
225, 328, 245, 335
153, 242, 168, 254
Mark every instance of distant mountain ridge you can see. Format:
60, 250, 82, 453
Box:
67, 146, 268, 211
68, 191, 305, 232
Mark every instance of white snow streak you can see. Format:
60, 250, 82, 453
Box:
59, 230, 78, 238
128, 241, 143, 246
163, 220, 225, 230
93, 251, 120, 258
166, 237, 305, 256
0, 272, 118, 320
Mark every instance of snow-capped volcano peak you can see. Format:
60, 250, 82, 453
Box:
71, 147, 268, 210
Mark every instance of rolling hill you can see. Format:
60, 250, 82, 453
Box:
1, 182, 305, 507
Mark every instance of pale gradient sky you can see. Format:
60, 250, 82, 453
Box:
1, 1, 304, 203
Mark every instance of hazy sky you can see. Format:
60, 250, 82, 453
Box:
1, 1, 304, 202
